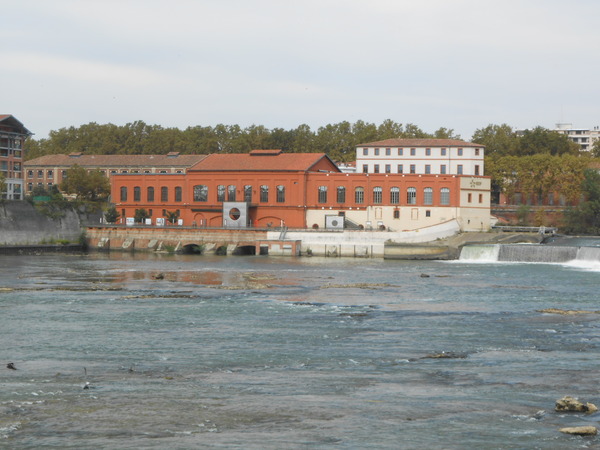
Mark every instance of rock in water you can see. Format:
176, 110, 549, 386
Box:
555, 396, 598, 414
559, 426, 597, 436
6, 362, 17, 370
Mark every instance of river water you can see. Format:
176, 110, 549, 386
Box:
0, 252, 599, 448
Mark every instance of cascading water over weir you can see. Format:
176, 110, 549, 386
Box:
459, 244, 600, 264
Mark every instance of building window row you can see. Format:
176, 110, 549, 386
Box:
360, 147, 478, 157
326, 186, 451, 206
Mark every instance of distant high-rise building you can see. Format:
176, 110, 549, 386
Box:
554, 123, 600, 152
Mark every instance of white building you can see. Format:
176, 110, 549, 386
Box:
554, 123, 600, 152
355, 138, 485, 176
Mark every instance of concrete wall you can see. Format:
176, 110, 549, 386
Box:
0, 201, 90, 245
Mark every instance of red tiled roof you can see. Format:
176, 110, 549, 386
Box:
190, 152, 338, 172
25, 153, 207, 167
357, 138, 483, 147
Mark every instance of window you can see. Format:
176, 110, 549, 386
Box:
355, 186, 364, 204
48, 170, 53, 179
385, 148, 391, 156
407, 187, 416, 205
337, 186, 346, 203
479, 193, 483, 203
441, 148, 447, 156
457, 165, 463, 175
120, 186, 127, 201
318, 186, 328, 203
425, 148, 431, 156
363, 148, 368, 156
475, 165, 480, 176
397, 164, 403, 174
27, 170, 33, 177
161, 186, 168, 202
410, 164, 416, 174
244, 185, 252, 202
373, 186, 382, 204
276, 185, 285, 203
440, 188, 450, 205
260, 185, 269, 202
362, 165, 368, 173
410, 148, 416, 156
440, 165, 447, 174
121, 170, 128, 174
37, 170, 43, 177
468, 193, 472, 203
393, 209, 400, 219
475, 148, 480, 156
398, 148, 403, 156
374, 164, 380, 173
217, 185, 225, 201
425, 165, 431, 174
390, 187, 400, 204
134, 186, 141, 202
385, 164, 391, 174
374, 148, 380, 156
227, 185, 236, 201
458, 148, 463, 156
425, 210, 431, 217
147, 187, 154, 202
175, 186, 182, 202
193, 185, 208, 202
424, 187, 433, 205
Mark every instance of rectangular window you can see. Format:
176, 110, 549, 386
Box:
475, 165, 480, 176
410, 148, 416, 156
161, 186, 168, 202
468, 193, 472, 203
385, 148, 391, 156
393, 209, 400, 219
217, 185, 225, 202
475, 148, 480, 156
397, 164, 403, 174
373, 164, 379, 173
318, 186, 328, 203
373, 187, 382, 204
425, 148, 431, 156
227, 185, 236, 201
355, 187, 364, 204
440, 188, 450, 205
440, 165, 446, 174
193, 185, 208, 202
374, 148, 380, 156
175, 186, 182, 202
362, 165, 368, 173
147, 187, 154, 202
363, 148, 368, 156
260, 185, 269, 202
398, 148, 403, 156
337, 186, 346, 203
441, 148, 446, 156
458, 148, 463, 156
385, 164, 391, 174
244, 185, 252, 202
479, 193, 483, 203
424, 187, 433, 205
390, 187, 400, 204
48, 170, 53, 179
410, 164, 416, 174
425, 165, 431, 174
457, 165, 463, 175
407, 187, 416, 205
276, 185, 285, 203
425, 210, 431, 217
134, 186, 141, 202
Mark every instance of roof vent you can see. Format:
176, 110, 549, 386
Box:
249, 149, 282, 156
166, 152, 180, 157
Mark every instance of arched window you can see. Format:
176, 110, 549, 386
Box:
440, 187, 450, 205
355, 186, 364, 204
423, 187, 433, 205
161, 186, 168, 202
227, 185, 236, 202
175, 186, 182, 202
318, 186, 327, 203
217, 185, 225, 202
276, 185, 285, 203
147, 186, 154, 202
407, 187, 416, 205
390, 187, 400, 204
193, 185, 208, 202
120, 186, 127, 202
260, 185, 269, 202
337, 186, 346, 203
133, 186, 141, 202
373, 186, 382, 204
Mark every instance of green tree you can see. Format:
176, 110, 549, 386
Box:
164, 209, 180, 224
134, 208, 150, 223
104, 205, 120, 224
472, 124, 518, 157
60, 165, 111, 201
563, 169, 600, 234
518, 126, 580, 156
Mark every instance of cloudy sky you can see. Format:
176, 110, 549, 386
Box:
3, 0, 599, 140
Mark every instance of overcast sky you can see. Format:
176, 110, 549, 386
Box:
3, 0, 599, 140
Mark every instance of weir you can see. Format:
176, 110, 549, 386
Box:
460, 244, 600, 263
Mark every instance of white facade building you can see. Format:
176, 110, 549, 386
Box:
554, 123, 600, 152
355, 139, 485, 176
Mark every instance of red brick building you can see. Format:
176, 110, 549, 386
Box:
0, 115, 31, 199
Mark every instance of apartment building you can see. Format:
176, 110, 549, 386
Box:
0, 115, 32, 199
554, 123, 600, 152
355, 138, 485, 176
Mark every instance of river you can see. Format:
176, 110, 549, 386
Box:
1, 252, 599, 448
